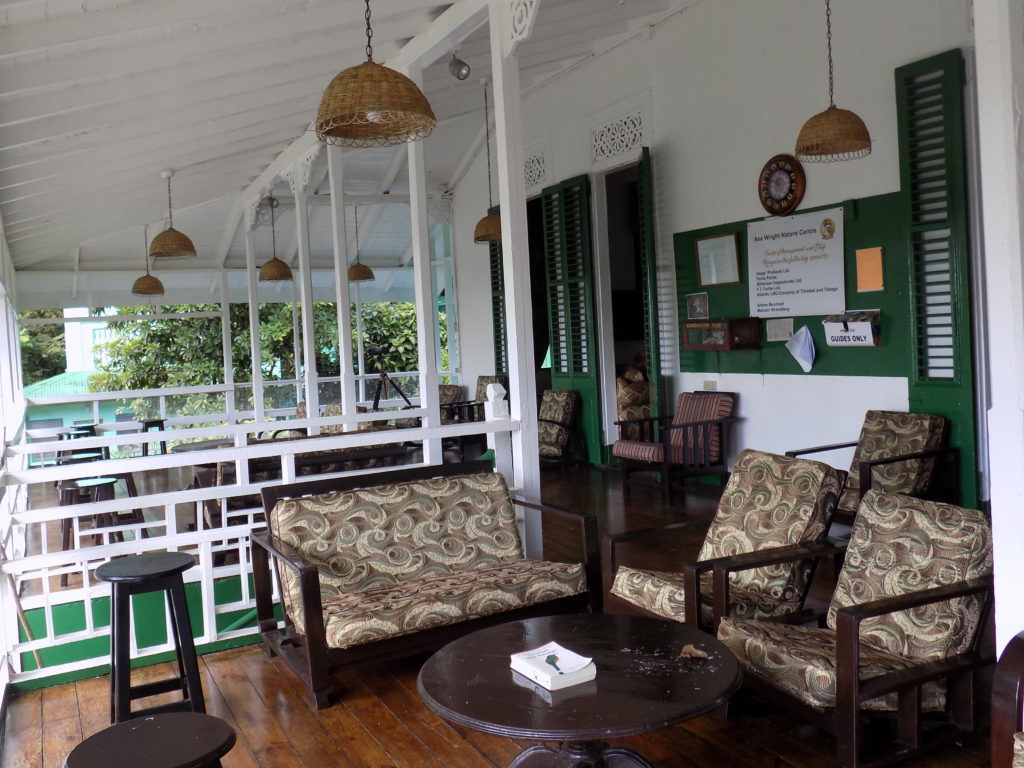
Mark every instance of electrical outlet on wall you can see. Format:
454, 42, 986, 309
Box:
703, 380, 717, 391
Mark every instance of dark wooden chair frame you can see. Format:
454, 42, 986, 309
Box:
251, 461, 600, 709
537, 393, 580, 473
615, 392, 738, 504
992, 630, 1024, 768
709, 539, 994, 768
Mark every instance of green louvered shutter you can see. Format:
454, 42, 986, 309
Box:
896, 48, 977, 506
488, 237, 509, 376
543, 175, 601, 464
638, 147, 663, 421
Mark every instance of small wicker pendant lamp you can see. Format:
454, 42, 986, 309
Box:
258, 196, 292, 283
149, 169, 197, 259
131, 226, 165, 296
315, 0, 436, 148
473, 80, 501, 243
794, 0, 871, 162
347, 206, 375, 282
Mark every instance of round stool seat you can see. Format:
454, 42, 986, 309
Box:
58, 477, 118, 493
64, 712, 235, 768
97, 551, 196, 584
57, 452, 104, 464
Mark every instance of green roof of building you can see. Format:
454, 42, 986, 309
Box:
23, 371, 96, 398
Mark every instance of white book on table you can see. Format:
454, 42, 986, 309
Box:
509, 640, 596, 691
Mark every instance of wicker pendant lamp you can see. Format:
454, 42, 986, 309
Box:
795, 0, 871, 162
474, 80, 502, 244
258, 196, 292, 283
131, 226, 165, 296
314, 0, 436, 148
348, 206, 375, 282
149, 169, 197, 259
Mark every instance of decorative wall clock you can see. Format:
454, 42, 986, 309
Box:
758, 154, 806, 216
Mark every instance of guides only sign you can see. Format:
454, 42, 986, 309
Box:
747, 208, 845, 319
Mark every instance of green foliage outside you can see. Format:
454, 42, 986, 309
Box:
87, 302, 446, 418
19, 309, 66, 386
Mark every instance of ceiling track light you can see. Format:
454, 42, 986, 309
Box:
448, 52, 471, 81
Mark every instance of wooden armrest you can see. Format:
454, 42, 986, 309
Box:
859, 446, 959, 496
613, 414, 671, 427
250, 530, 318, 574
661, 415, 740, 431
785, 440, 858, 458
603, 520, 709, 602
514, 497, 600, 612
834, 575, 993, 706
711, 540, 847, 628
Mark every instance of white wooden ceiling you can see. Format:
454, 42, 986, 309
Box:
0, 0, 672, 282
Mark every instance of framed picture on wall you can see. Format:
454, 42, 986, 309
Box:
695, 232, 740, 287
686, 292, 710, 320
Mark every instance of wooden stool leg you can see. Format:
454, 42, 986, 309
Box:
167, 578, 205, 713
110, 583, 132, 723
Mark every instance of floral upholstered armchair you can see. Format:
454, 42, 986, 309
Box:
606, 449, 843, 630
537, 389, 579, 469
787, 409, 952, 525
716, 490, 993, 768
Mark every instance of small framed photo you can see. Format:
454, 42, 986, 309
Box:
686, 292, 710, 320
695, 232, 741, 287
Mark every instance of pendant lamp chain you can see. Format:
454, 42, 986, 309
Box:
165, 174, 174, 229
270, 194, 277, 259
354, 205, 361, 261
143, 226, 150, 273
825, 0, 834, 107
348, 204, 375, 282
364, 0, 374, 61
484, 84, 494, 209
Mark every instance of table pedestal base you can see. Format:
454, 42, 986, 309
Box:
509, 741, 653, 768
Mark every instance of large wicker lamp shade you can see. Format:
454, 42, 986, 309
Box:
258, 196, 292, 283
794, 0, 871, 162
347, 206, 375, 283
474, 80, 501, 244
314, 0, 436, 148
149, 169, 197, 259
132, 227, 165, 296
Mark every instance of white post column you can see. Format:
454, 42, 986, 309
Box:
243, 195, 265, 423
407, 64, 442, 464
218, 275, 235, 422
974, 0, 1024, 654
285, 147, 322, 426
327, 147, 357, 415
490, 2, 540, 545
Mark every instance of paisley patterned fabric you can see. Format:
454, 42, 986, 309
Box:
475, 375, 509, 404
438, 384, 465, 425
609, 450, 843, 623
1014, 733, 1024, 767
317, 559, 585, 648
717, 618, 946, 711
268, 472, 586, 645
615, 370, 650, 441
718, 490, 992, 712
537, 389, 578, 458
321, 403, 344, 435
838, 410, 947, 514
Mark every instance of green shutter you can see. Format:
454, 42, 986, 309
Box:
488, 236, 508, 377
896, 48, 977, 505
638, 147, 663, 420
543, 175, 601, 463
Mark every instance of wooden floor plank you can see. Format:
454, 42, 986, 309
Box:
197, 655, 263, 768
40, 717, 80, 768
1, 689, 42, 768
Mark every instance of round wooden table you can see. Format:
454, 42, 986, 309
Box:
417, 613, 742, 768
63, 711, 235, 767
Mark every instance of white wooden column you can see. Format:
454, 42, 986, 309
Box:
218, 275, 235, 422
407, 64, 442, 464
285, 147, 321, 425
489, 0, 540, 552
974, 0, 1024, 654
243, 195, 265, 423
327, 147, 357, 415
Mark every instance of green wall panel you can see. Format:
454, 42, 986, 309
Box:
675, 195, 911, 378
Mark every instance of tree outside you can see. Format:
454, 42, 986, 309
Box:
19, 309, 66, 386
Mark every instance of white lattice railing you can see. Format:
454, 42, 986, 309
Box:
1, 407, 517, 684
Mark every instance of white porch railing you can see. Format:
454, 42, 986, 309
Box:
1, 404, 517, 684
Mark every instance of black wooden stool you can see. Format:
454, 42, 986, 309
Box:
96, 552, 205, 723
63, 711, 235, 768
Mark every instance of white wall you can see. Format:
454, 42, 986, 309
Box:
452, 0, 971, 452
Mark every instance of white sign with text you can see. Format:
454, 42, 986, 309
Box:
747, 208, 846, 318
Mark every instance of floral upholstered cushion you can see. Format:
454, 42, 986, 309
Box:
318, 559, 586, 648
438, 384, 465, 425
838, 410, 947, 513
538, 390, 578, 458
608, 450, 842, 623
475, 375, 508, 404
717, 490, 992, 713
826, 490, 992, 659
717, 618, 947, 712
321, 403, 344, 435
615, 373, 650, 440
1014, 733, 1024, 767
268, 472, 525, 630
